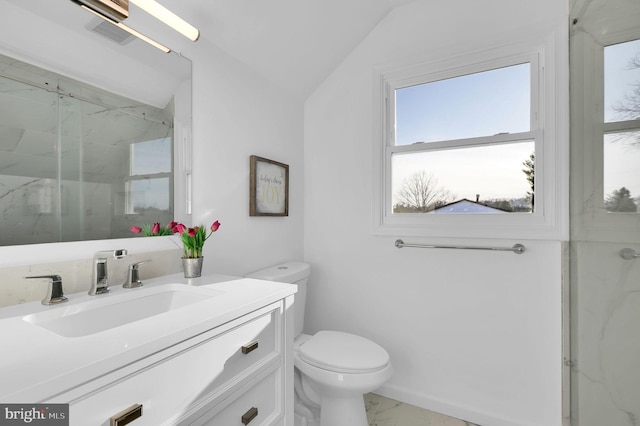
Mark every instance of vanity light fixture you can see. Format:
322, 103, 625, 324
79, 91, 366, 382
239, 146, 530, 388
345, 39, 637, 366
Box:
129, 0, 200, 41
78, 4, 171, 53
71, 0, 129, 22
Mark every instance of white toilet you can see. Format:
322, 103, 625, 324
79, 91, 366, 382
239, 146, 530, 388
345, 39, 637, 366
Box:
247, 262, 393, 426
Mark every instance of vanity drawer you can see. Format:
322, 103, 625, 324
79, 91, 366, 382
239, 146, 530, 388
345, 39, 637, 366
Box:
189, 366, 282, 425
65, 306, 280, 425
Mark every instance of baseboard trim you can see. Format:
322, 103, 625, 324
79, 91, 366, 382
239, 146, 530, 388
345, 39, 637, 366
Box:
374, 383, 544, 426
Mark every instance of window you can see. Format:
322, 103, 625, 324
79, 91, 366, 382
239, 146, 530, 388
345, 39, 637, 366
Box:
392, 62, 535, 214
603, 39, 640, 213
374, 42, 567, 239
125, 137, 173, 215
571, 25, 640, 242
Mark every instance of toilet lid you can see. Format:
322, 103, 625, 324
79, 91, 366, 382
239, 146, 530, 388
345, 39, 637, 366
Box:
298, 331, 390, 374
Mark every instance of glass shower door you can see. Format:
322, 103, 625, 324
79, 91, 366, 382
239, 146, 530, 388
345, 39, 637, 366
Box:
0, 57, 174, 246
570, 0, 640, 424
0, 77, 61, 245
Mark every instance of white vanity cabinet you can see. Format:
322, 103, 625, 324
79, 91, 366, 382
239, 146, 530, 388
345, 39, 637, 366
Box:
50, 296, 294, 426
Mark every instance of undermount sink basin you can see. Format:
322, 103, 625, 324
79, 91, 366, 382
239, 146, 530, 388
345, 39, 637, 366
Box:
22, 284, 223, 338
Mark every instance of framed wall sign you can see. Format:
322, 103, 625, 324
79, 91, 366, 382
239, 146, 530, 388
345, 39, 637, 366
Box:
250, 155, 289, 216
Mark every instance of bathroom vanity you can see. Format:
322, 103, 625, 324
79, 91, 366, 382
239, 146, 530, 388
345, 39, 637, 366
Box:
0, 274, 296, 425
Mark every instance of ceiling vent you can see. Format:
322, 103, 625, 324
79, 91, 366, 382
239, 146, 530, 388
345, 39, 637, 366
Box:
71, 0, 129, 22
87, 17, 134, 45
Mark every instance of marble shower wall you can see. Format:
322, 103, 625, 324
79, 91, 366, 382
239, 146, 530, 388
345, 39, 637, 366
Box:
0, 177, 112, 246
571, 241, 640, 425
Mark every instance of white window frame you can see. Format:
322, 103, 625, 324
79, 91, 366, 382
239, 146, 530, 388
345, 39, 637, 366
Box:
373, 37, 568, 240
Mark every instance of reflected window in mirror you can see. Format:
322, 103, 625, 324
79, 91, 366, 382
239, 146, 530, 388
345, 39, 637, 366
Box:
603, 38, 640, 213
125, 137, 173, 216
0, 53, 177, 245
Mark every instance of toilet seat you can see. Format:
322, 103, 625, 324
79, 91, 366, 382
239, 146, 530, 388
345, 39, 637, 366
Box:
297, 331, 390, 374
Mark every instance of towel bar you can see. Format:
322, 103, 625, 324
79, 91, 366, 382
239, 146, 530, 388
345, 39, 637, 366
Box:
394, 239, 525, 254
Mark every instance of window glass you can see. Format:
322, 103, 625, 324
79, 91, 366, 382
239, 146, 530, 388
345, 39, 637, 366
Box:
395, 63, 530, 145
392, 141, 535, 213
126, 177, 171, 214
604, 39, 640, 123
603, 39, 640, 213
604, 131, 640, 213
131, 137, 172, 175
389, 61, 535, 216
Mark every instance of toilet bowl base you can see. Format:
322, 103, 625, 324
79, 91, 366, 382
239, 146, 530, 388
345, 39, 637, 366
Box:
319, 395, 368, 426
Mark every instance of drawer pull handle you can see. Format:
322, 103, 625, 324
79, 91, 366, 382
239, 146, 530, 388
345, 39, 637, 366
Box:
110, 404, 142, 426
241, 406, 259, 425
241, 340, 259, 354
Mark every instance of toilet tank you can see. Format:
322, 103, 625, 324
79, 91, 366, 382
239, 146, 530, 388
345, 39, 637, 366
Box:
246, 262, 310, 337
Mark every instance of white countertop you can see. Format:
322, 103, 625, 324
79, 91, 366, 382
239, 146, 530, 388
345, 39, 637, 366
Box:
0, 273, 296, 403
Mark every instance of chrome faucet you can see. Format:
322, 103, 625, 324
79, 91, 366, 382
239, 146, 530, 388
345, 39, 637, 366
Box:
90, 249, 127, 295
25, 275, 68, 305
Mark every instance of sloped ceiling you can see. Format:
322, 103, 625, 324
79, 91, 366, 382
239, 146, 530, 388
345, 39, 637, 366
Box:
5, 0, 415, 101
170, 0, 416, 99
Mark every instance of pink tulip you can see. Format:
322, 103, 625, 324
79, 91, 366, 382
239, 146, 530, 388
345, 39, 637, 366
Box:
188, 227, 198, 237
151, 223, 161, 234
173, 223, 186, 234
168, 221, 177, 230
130, 226, 142, 234
211, 220, 221, 232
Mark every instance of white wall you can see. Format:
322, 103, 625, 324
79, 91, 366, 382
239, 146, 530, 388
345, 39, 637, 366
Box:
303, 1, 567, 425
185, 38, 304, 276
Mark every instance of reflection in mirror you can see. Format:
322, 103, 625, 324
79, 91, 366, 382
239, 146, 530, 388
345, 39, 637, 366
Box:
603, 39, 640, 212
0, 53, 178, 245
572, 0, 640, 215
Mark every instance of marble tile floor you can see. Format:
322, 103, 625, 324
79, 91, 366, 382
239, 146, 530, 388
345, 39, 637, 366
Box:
365, 393, 481, 426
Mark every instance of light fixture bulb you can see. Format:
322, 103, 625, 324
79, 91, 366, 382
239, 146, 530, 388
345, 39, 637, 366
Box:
130, 0, 200, 41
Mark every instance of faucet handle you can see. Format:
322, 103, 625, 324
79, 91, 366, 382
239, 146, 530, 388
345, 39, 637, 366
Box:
25, 275, 68, 305
94, 249, 128, 259
123, 260, 152, 288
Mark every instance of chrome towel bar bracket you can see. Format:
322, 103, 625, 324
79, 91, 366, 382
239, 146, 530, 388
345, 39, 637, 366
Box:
619, 248, 640, 260
394, 239, 526, 254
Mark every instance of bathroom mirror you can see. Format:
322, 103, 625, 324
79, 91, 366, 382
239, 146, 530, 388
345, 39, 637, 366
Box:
0, 0, 192, 247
